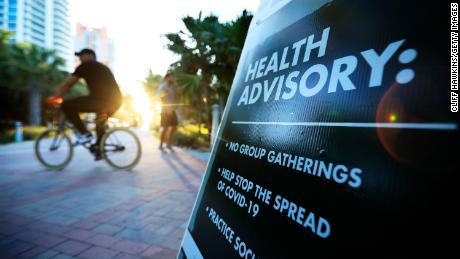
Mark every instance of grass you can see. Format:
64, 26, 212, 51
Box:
0, 126, 47, 144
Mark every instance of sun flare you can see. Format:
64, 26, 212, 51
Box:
127, 82, 153, 130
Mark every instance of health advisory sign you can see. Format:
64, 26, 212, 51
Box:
180, 0, 459, 258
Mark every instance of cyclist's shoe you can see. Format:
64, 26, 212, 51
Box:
89, 144, 99, 154
94, 153, 103, 161
76, 133, 93, 144
89, 144, 103, 160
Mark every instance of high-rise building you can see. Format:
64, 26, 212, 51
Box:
0, 0, 73, 71
74, 23, 115, 70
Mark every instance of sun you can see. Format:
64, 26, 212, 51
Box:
125, 81, 153, 130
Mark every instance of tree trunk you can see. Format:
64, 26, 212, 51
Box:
28, 80, 41, 126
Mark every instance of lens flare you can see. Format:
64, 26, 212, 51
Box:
388, 114, 397, 122
129, 82, 152, 130
155, 102, 161, 112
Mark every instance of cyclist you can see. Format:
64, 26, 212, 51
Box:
48, 48, 122, 158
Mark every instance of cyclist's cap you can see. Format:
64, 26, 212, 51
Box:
75, 48, 96, 57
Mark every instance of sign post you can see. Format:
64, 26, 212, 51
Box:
180, 1, 459, 257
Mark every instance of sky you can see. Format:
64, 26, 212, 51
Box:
69, 0, 260, 88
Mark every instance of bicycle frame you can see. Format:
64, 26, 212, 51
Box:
51, 108, 128, 155
40, 99, 141, 169
45, 108, 90, 151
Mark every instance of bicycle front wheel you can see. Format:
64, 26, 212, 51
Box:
35, 129, 73, 170
100, 127, 141, 170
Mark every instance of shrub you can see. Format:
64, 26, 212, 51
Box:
175, 124, 210, 150
153, 124, 210, 150
0, 126, 47, 144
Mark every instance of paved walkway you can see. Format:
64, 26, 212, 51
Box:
0, 130, 209, 259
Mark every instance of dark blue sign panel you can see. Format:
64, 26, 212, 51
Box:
180, 0, 459, 258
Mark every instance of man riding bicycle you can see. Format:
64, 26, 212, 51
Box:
48, 49, 122, 159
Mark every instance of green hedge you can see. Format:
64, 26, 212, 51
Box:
0, 126, 46, 144
153, 124, 210, 150
175, 124, 210, 150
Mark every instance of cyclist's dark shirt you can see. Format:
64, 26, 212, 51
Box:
72, 61, 121, 100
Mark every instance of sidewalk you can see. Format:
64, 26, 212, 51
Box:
0, 131, 209, 258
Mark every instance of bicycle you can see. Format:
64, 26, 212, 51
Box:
34, 97, 142, 170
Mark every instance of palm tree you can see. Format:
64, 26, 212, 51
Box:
164, 10, 253, 129
211, 10, 252, 107
5, 42, 66, 125
0, 30, 14, 88
142, 70, 163, 98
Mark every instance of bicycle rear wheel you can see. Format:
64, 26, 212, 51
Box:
35, 129, 73, 170
100, 127, 141, 170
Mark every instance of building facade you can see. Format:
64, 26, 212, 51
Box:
0, 0, 73, 71
74, 23, 115, 70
